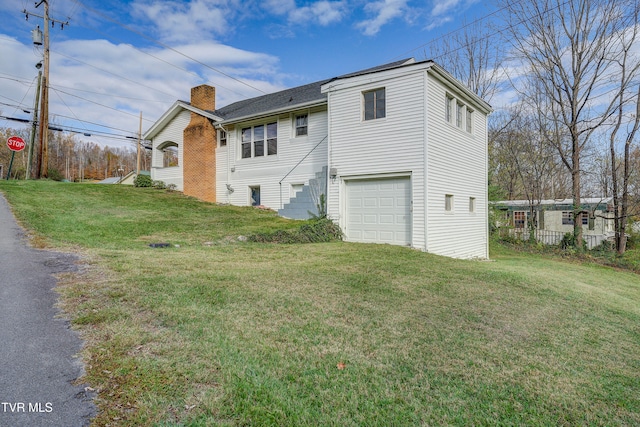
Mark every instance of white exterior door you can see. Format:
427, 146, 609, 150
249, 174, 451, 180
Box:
345, 177, 411, 245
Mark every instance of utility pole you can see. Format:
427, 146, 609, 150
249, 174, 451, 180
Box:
26, 65, 42, 180
24, 2, 68, 179
136, 112, 142, 174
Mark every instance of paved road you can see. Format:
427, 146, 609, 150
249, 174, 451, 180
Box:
0, 194, 95, 426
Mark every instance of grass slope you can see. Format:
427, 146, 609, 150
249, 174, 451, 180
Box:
1, 181, 639, 426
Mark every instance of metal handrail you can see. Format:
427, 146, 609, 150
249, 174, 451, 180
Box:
278, 135, 327, 185
278, 135, 327, 210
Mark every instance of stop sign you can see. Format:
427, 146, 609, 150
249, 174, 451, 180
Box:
7, 136, 26, 152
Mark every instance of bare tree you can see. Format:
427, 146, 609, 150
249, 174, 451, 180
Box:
608, 5, 640, 254
427, 21, 504, 103
502, 0, 633, 247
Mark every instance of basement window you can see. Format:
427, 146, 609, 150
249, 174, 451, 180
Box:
250, 186, 261, 206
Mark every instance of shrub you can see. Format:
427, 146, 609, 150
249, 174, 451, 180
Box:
134, 174, 152, 187
248, 218, 343, 244
166, 183, 177, 191
47, 168, 64, 181
152, 180, 166, 189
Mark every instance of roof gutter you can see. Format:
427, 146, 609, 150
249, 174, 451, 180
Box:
428, 63, 493, 114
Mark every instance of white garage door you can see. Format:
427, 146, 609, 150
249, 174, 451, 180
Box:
345, 177, 411, 246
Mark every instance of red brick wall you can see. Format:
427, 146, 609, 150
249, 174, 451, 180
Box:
183, 85, 217, 202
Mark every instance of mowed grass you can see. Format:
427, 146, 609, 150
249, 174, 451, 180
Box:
1, 180, 639, 426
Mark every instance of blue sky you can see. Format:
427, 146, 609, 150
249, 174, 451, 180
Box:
0, 0, 494, 147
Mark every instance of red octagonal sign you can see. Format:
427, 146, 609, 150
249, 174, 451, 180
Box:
7, 136, 26, 152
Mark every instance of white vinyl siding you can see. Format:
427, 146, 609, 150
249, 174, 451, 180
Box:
216, 106, 328, 209
324, 64, 488, 259
425, 72, 488, 259
150, 109, 189, 191
325, 70, 426, 249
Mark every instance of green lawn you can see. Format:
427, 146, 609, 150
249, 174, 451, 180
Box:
1, 181, 639, 426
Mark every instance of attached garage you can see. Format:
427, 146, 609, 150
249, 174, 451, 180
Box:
345, 176, 412, 246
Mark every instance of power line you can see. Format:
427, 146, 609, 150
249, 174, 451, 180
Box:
0, 72, 172, 103
390, 0, 523, 61
52, 49, 178, 100
73, 0, 268, 96
50, 87, 155, 122
71, 20, 251, 99
52, 113, 144, 134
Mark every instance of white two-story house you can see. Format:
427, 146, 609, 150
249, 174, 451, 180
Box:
144, 58, 492, 259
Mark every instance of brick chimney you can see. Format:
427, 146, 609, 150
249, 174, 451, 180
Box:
183, 85, 217, 202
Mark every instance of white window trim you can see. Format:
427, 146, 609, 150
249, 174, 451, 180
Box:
218, 129, 227, 148
445, 94, 473, 134
362, 87, 386, 121
445, 94, 453, 123
293, 112, 309, 138
239, 122, 278, 160
445, 194, 454, 214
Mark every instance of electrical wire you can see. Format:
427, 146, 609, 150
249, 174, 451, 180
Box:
73, 0, 267, 96
51, 87, 155, 122
51, 86, 94, 136
52, 49, 178, 100
71, 19, 252, 99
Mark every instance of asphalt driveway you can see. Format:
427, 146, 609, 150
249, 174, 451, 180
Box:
0, 194, 95, 426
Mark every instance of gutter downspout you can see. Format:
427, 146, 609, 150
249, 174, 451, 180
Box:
215, 123, 231, 203
423, 69, 430, 252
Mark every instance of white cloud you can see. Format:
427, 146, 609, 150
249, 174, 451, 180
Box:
431, 0, 463, 17
288, 1, 347, 26
131, 0, 231, 43
355, 0, 408, 36
0, 33, 286, 148
424, 0, 480, 31
425, 16, 452, 31
263, 0, 297, 16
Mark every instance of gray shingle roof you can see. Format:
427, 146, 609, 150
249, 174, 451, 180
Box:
212, 78, 332, 122
210, 58, 415, 122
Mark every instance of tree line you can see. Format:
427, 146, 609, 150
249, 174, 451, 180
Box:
0, 126, 150, 182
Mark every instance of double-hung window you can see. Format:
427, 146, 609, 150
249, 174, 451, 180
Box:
267, 122, 277, 155
254, 125, 265, 157
219, 130, 227, 147
363, 88, 385, 120
295, 114, 308, 136
241, 123, 277, 159
456, 102, 464, 128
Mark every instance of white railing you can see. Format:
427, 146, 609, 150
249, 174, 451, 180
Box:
500, 228, 609, 250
